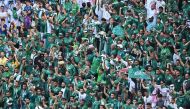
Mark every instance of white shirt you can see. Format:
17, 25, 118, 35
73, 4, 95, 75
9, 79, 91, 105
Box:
0, 0, 9, 7
0, 11, 8, 18
13, 72, 22, 81
61, 88, 66, 98
7, 8, 21, 26
4, 0, 9, 6
47, 20, 52, 33
91, 19, 101, 35
121, 59, 129, 67
160, 87, 169, 97
129, 78, 135, 92
83, 18, 89, 26
78, 92, 87, 100
173, 53, 180, 65
143, 96, 152, 109
95, 6, 103, 21
167, 103, 178, 109
110, 59, 115, 65
102, 5, 111, 20
35, 106, 44, 109
145, 0, 157, 19
77, 0, 84, 8
156, 0, 166, 12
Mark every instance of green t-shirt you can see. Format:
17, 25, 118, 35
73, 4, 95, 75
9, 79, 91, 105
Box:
39, 19, 47, 33
92, 100, 100, 109
155, 22, 164, 32
155, 73, 165, 85
174, 76, 184, 92
165, 74, 174, 85
97, 71, 106, 83
64, 36, 73, 45
63, 2, 72, 13
72, 4, 80, 15
63, 76, 73, 84
158, 13, 167, 23
123, 104, 132, 109
56, 13, 66, 24
160, 47, 171, 59
66, 64, 76, 76
51, 86, 61, 94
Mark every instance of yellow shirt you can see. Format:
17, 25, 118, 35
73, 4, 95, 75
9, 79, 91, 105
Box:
0, 57, 8, 66
12, 60, 20, 68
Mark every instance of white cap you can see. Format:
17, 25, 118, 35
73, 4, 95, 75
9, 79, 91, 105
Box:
88, 44, 94, 49
110, 60, 115, 65
58, 61, 64, 65
117, 44, 123, 48
99, 31, 106, 36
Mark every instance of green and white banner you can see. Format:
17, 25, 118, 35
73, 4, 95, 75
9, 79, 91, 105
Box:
128, 68, 151, 80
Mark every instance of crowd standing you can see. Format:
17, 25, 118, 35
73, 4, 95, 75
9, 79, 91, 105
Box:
0, 0, 190, 109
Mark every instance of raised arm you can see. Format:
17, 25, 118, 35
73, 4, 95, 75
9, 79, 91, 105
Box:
119, 7, 123, 17
14, 53, 20, 66
184, 40, 190, 46
103, 57, 110, 71
141, 80, 148, 89
154, 34, 162, 47
103, 86, 109, 97
183, 81, 187, 94
83, 80, 87, 92
121, 59, 128, 67
74, 78, 79, 93
179, 57, 185, 67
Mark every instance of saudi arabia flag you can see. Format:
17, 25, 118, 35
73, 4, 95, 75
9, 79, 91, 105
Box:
128, 68, 151, 80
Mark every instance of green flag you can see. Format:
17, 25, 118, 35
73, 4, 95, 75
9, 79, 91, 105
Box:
128, 68, 151, 80
90, 57, 101, 75
112, 25, 124, 36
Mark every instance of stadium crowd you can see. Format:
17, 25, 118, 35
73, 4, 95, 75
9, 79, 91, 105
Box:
0, 0, 190, 109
